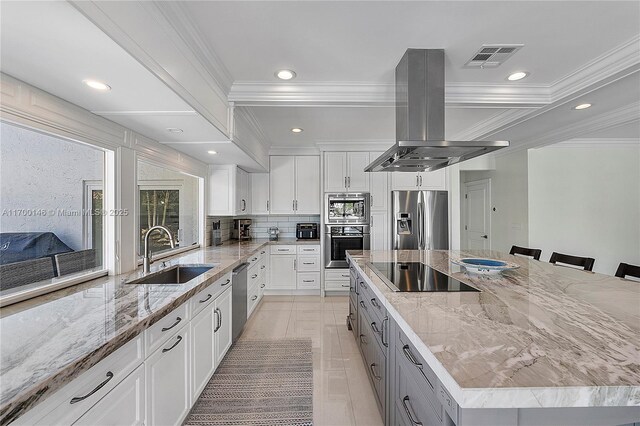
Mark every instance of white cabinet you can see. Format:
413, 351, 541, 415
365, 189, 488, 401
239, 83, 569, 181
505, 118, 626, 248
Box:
324, 152, 370, 192
391, 169, 446, 191
214, 287, 233, 366
269, 156, 320, 214
370, 211, 388, 251
269, 253, 297, 290
146, 327, 191, 426
295, 156, 320, 214
208, 165, 251, 216
324, 269, 351, 292
74, 365, 145, 426
251, 173, 270, 214
369, 152, 389, 211
190, 306, 215, 402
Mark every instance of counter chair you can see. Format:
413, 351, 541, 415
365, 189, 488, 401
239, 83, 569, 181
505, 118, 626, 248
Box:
509, 245, 542, 260
549, 252, 595, 271
0, 257, 55, 292
615, 262, 640, 280
55, 249, 97, 276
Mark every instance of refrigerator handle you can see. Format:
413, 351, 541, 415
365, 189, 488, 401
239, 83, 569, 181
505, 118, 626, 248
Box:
417, 200, 424, 250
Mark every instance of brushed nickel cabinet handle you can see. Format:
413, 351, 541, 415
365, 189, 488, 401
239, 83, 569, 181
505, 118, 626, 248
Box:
162, 335, 183, 353
402, 396, 423, 426
70, 372, 114, 404
369, 363, 381, 380
199, 294, 212, 303
251, 295, 258, 301
222, 279, 231, 286
161, 317, 182, 332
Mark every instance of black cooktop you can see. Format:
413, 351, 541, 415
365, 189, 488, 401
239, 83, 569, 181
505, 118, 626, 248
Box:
370, 262, 480, 292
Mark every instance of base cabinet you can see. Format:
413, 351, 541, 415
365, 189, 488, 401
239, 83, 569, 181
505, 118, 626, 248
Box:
214, 287, 233, 366
74, 365, 145, 426
190, 306, 215, 401
146, 327, 191, 426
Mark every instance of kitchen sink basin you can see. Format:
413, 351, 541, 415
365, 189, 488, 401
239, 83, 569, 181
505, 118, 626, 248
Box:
127, 265, 216, 285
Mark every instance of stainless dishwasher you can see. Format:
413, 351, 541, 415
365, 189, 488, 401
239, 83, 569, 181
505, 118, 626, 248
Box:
232, 263, 249, 342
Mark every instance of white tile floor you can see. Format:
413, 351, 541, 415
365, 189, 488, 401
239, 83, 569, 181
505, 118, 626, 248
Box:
241, 295, 383, 426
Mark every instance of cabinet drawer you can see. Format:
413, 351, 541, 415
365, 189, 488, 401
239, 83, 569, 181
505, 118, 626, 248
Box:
297, 272, 321, 289
397, 329, 440, 408
297, 245, 320, 254
271, 245, 296, 254
248, 251, 264, 269
325, 269, 350, 281
394, 350, 443, 426
22, 335, 144, 426
325, 280, 350, 291
366, 331, 386, 414
247, 284, 260, 315
249, 267, 261, 287
190, 272, 232, 317
145, 302, 189, 355
297, 255, 320, 272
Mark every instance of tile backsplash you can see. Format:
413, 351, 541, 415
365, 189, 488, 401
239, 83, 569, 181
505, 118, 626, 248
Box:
206, 215, 320, 245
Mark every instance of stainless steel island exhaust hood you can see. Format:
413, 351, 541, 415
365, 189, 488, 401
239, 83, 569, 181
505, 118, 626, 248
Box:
365, 49, 509, 172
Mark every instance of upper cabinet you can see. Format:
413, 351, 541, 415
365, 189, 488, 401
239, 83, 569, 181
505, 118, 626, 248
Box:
368, 152, 389, 211
324, 152, 370, 192
269, 156, 320, 215
251, 173, 269, 215
390, 169, 447, 191
207, 165, 251, 216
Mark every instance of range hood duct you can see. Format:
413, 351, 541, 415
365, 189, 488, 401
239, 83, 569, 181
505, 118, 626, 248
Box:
365, 49, 509, 173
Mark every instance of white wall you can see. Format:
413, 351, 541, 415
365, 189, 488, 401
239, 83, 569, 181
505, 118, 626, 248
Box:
462, 149, 529, 253
528, 142, 640, 274
0, 122, 103, 250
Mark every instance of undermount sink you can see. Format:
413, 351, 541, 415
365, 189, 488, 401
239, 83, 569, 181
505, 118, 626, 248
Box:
127, 265, 216, 285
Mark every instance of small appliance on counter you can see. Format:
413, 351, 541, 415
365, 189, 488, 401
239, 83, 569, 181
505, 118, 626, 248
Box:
296, 223, 318, 240
212, 220, 222, 246
268, 226, 279, 241
232, 219, 252, 240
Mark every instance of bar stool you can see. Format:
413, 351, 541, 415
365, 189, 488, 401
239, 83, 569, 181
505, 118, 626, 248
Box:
549, 252, 595, 271
615, 263, 640, 280
509, 245, 542, 261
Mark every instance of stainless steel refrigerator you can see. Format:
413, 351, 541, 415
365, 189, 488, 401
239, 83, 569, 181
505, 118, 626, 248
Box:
392, 191, 449, 250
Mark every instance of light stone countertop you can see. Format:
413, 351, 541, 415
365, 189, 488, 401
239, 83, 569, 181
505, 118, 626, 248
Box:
346, 249, 640, 409
0, 238, 319, 424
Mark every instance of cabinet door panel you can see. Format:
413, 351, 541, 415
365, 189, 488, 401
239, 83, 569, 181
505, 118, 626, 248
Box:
208, 166, 234, 215
419, 169, 446, 190
391, 172, 420, 190
324, 152, 347, 192
346, 152, 370, 192
146, 328, 190, 426
295, 156, 320, 214
214, 287, 233, 366
74, 365, 145, 426
269, 156, 296, 214
190, 307, 215, 401
370, 212, 388, 251
268, 255, 297, 289
251, 173, 269, 214
369, 152, 389, 211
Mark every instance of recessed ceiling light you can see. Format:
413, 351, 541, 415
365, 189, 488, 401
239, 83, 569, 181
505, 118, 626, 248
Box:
207, 150, 217, 155
291, 128, 303, 133
573, 103, 592, 110
507, 71, 528, 81
167, 128, 183, 133
276, 69, 296, 80
83, 79, 111, 91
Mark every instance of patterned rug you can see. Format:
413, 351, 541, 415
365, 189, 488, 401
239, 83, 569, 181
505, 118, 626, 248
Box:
184, 339, 313, 425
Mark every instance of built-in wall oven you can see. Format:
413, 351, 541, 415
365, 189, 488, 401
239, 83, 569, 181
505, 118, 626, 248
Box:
326, 193, 370, 224
324, 225, 370, 268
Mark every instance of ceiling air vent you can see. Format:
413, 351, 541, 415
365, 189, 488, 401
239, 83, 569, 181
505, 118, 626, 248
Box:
464, 44, 523, 68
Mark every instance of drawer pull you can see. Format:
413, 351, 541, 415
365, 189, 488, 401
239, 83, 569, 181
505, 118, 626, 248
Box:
222, 279, 231, 286
302, 280, 315, 283
303, 262, 314, 265
369, 363, 381, 381
252, 257, 258, 261
303, 248, 314, 251
161, 317, 182, 332
371, 298, 381, 309
341, 274, 349, 278
214, 308, 221, 332
251, 273, 258, 279
261, 251, 266, 254
261, 265, 266, 269
277, 249, 289, 252
382, 318, 388, 347
360, 281, 367, 290
70, 371, 114, 404
402, 345, 434, 389
341, 284, 349, 287
359, 300, 368, 310
251, 295, 258, 301
199, 294, 212, 303
260, 283, 265, 288
359, 334, 367, 345
162, 335, 183, 353
401, 396, 423, 426
371, 321, 381, 335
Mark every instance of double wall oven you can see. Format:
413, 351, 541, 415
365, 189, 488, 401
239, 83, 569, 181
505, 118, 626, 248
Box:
324, 193, 370, 268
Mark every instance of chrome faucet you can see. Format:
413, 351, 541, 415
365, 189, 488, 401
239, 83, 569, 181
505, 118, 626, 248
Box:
143, 225, 176, 273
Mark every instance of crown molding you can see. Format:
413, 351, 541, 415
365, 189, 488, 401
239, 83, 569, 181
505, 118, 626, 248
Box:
269, 146, 320, 156
90, 110, 197, 116
450, 108, 535, 141
549, 138, 640, 148
315, 139, 394, 152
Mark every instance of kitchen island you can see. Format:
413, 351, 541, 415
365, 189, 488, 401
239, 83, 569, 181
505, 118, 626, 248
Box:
347, 249, 640, 425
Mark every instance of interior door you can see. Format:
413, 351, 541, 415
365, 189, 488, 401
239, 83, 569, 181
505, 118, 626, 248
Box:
464, 179, 491, 250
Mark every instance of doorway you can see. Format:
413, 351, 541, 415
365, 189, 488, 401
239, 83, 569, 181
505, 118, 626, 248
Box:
463, 179, 491, 250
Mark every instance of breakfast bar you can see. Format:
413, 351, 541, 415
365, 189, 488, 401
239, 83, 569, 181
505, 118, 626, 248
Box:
346, 249, 640, 425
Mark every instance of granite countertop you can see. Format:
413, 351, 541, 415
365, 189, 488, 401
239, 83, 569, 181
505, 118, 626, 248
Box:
0, 238, 319, 423
347, 249, 640, 409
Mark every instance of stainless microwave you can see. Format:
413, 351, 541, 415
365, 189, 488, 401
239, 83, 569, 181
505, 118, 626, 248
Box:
325, 193, 370, 225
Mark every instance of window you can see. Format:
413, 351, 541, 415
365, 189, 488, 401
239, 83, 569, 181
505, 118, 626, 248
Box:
0, 122, 107, 296
137, 161, 200, 258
